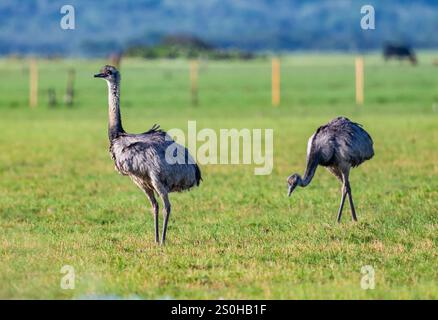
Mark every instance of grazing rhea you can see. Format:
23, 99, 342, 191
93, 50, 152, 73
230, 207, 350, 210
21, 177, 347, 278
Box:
94, 65, 201, 245
287, 117, 374, 222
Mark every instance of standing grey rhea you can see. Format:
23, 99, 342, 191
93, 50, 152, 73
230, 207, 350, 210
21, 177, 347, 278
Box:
287, 117, 374, 222
94, 65, 201, 245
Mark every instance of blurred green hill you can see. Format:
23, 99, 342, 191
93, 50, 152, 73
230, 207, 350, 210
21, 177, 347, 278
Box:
0, 0, 437, 56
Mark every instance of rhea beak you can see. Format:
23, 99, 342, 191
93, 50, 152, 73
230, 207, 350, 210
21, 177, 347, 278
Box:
94, 73, 106, 78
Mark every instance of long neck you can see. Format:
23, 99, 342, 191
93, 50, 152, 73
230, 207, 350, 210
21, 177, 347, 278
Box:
107, 80, 124, 140
298, 153, 319, 187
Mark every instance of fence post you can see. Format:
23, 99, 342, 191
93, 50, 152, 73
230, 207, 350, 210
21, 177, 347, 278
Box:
355, 56, 365, 105
29, 58, 38, 108
65, 68, 75, 107
190, 60, 199, 106
110, 53, 122, 69
272, 58, 281, 107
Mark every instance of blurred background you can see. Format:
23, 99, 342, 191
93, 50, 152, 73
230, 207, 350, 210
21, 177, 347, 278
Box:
1, 0, 438, 56
0, 0, 437, 111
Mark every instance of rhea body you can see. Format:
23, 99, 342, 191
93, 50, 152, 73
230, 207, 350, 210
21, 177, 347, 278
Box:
287, 117, 374, 222
94, 65, 201, 245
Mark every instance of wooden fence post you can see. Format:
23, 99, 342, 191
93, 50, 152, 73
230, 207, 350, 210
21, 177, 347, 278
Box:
355, 57, 365, 105
64, 69, 75, 107
272, 58, 281, 107
110, 53, 122, 69
29, 58, 38, 108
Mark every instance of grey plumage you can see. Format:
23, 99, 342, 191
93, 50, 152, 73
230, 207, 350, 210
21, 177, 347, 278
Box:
94, 65, 201, 245
287, 117, 374, 222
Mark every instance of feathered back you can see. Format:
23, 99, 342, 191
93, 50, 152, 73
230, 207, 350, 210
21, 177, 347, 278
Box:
313, 117, 374, 167
110, 124, 201, 192
142, 124, 164, 135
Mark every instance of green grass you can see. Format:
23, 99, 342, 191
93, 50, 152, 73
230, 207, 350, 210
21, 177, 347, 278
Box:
0, 54, 437, 299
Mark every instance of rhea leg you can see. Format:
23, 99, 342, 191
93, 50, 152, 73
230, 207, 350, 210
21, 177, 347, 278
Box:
151, 180, 172, 245
337, 185, 347, 223
144, 188, 159, 243
328, 167, 346, 223
345, 180, 358, 222
159, 192, 171, 245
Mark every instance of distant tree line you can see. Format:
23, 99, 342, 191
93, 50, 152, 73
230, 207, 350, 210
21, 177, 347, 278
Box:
124, 34, 257, 60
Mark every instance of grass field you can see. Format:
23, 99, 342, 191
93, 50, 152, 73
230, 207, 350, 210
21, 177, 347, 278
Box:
0, 54, 437, 299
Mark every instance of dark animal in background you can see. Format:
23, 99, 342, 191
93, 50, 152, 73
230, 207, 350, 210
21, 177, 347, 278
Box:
287, 117, 374, 223
384, 44, 417, 65
94, 65, 202, 245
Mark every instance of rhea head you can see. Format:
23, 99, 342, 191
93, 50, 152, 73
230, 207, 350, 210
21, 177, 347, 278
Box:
287, 174, 301, 197
94, 65, 120, 83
